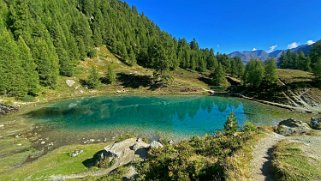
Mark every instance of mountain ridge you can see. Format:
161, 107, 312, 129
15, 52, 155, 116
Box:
229, 43, 314, 62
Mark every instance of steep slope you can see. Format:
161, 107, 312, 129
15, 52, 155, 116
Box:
0, 0, 216, 99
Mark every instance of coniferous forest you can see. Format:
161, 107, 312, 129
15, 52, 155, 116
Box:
0, 0, 227, 98
1, 0, 321, 99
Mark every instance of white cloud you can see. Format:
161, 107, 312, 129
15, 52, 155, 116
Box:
288, 42, 299, 49
252, 48, 257, 51
267, 45, 278, 53
307, 40, 315, 45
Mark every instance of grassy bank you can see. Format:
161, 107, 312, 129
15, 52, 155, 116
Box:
271, 140, 321, 181
1, 143, 110, 180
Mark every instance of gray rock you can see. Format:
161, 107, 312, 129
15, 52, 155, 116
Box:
70, 149, 84, 157
104, 138, 147, 158
66, 80, 76, 87
150, 140, 163, 149
169, 140, 174, 145
276, 118, 311, 136
40, 141, 46, 145
90, 138, 150, 169
311, 118, 321, 130
0, 104, 18, 115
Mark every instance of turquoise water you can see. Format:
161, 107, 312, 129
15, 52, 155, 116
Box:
25, 96, 288, 137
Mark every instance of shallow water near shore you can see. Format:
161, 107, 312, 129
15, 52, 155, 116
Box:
23, 95, 310, 140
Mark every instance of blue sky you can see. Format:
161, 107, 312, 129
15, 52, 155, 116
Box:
123, 0, 321, 53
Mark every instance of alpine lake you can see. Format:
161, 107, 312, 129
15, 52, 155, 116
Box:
8, 95, 311, 147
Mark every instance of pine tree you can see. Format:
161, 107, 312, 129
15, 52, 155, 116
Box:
0, 30, 27, 97
148, 41, 169, 76
304, 56, 312, 72
206, 48, 218, 70
51, 23, 74, 76
313, 58, 321, 87
106, 66, 117, 84
211, 63, 227, 86
32, 38, 59, 89
224, 112, 238, 135
231, 57, 244, 78
243, 59, 265, 88
264, 58, 278, 86
310, 41, 321, 64
127, 47, 137, 66
87, 66, 100, 89
17, 37, 39, 96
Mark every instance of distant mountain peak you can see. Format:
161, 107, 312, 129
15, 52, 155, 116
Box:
228, 44, 313, 63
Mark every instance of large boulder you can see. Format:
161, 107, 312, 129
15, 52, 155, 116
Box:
276, 118, 311, 136
311, 118, 321, 130
85, 138, 151, 169
104, 138, 149, 159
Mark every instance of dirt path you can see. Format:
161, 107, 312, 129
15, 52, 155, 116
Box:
251, 132, 284, 181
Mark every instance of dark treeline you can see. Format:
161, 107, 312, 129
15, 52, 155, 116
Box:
278, 41, 321, 72
279, 51, 312, 71
0, 0, 244, 98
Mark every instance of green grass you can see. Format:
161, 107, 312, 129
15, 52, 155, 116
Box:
1, 143, 110, 181
277, 69, 313, 84
271, 140, 321, 181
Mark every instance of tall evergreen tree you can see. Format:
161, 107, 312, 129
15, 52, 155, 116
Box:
51, 22, 75, 76
0, 30, 27, 97
17, 37, 39, 95
264, 58, 278, 86
243, 59, 265, 88
211, 63, 227, 87
106, 66, 117, 84
313, 58, 321, 87
87, 66, 100, 89
310, 41, 321, 64
206, 48, 218, 70
231, 57, 244, 78
32, 38, 59, 88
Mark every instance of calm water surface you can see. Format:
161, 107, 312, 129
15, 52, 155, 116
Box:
25, 96, 296, 138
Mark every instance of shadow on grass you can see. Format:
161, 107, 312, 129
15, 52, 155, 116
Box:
198, 76, 212, 85
118, 73, 152, 89
83, 150, 110, 168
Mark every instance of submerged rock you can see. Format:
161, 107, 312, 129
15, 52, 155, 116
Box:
311, 118, 321, 130
276, 118, 311, 136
